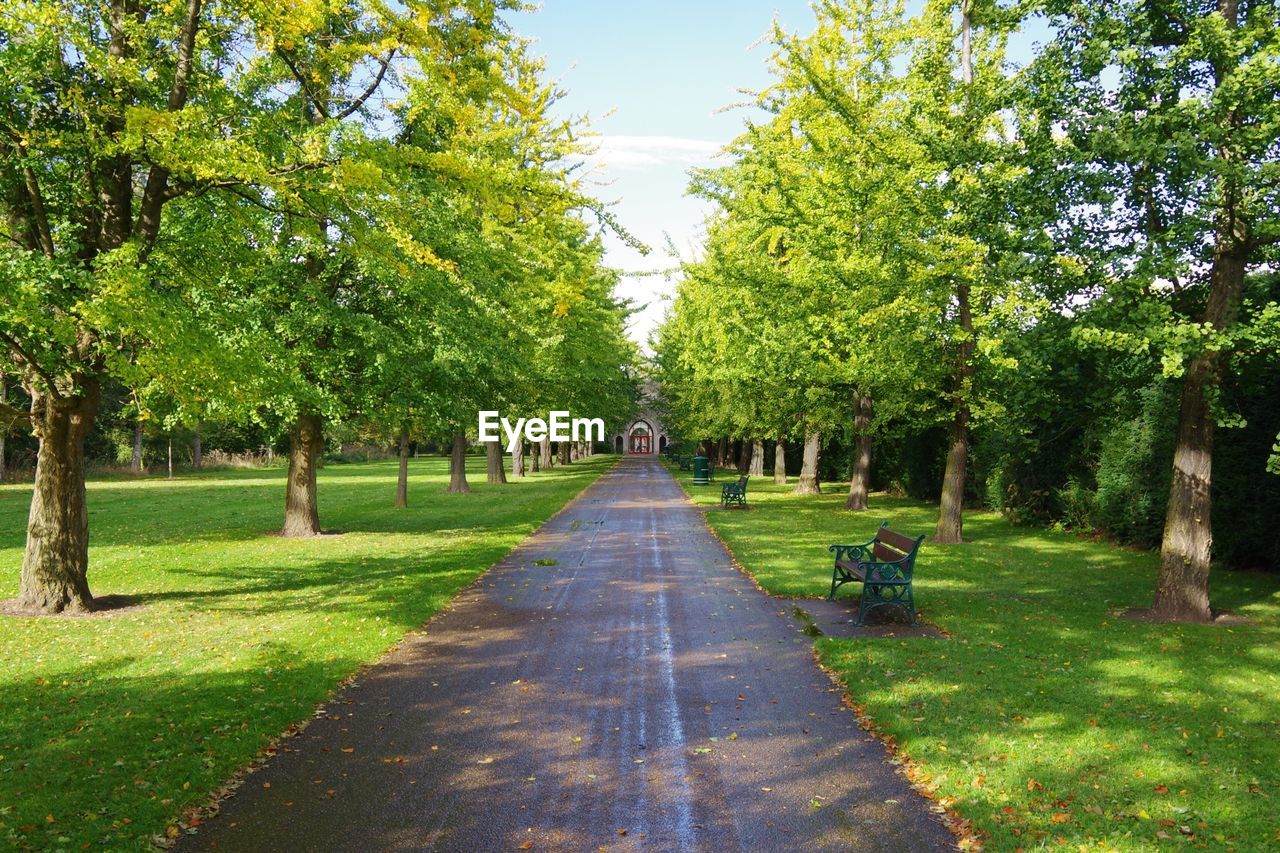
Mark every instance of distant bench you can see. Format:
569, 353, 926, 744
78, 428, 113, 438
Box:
828, 523, 924, 626
720, 475, 748, 509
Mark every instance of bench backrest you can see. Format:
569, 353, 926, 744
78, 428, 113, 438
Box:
871, 523, 924, 576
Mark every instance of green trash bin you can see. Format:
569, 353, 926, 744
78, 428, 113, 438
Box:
692, 455, 709, 485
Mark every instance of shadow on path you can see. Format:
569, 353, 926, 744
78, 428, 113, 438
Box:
181, 457, 955, 852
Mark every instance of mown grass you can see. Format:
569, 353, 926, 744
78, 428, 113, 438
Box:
669, 463, 1280, 851
0, 455, 611, 850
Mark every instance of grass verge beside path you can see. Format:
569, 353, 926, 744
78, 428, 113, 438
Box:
0, 455, 612, 850
667, 462, 1280, 851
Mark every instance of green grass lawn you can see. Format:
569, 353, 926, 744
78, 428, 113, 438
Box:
0, 455, 611, 850
669, 463, 1280, 851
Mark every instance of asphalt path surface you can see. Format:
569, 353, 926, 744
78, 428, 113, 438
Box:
183, 456, 954, 851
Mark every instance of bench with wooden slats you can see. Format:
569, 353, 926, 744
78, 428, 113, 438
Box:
827, 522, 925, 625
720, 474, 749, 508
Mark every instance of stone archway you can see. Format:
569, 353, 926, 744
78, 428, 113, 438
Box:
659, 435, 668, 454
614, 435, 623, 454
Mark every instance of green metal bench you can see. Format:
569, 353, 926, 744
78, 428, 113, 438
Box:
678, 455, 691, 471
720, 475, 749, 508
828, 523, 924, 626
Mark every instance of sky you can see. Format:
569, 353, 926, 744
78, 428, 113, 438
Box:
512, 3, 1052, 351
512, 1, 817, 351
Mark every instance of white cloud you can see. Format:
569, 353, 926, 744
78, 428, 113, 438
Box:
587, 135, 722, 171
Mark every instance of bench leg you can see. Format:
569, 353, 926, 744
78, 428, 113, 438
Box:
855, 583, 874, 626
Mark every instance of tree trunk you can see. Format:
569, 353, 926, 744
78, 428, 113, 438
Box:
0, 373, 6, 483
167, 437, 173, 479
540, 436, 552, 470
531, 442, 541, 472
512, 440, 526, 477
131, 420, 143, 473
18, 379, 101, 614
447, 430, 471, 493
794, 432, 821, 495
486, 439, 507, 484
737, 439, 751, 474
282, 413, 324, 536
191, 424, 202, 469
846, 394, 873, 511
936, 406, 970, 543
1152, 246, 1248, 621
774, 438, 787, 485
1150, 1, 1248, 622
937, 5, 978, 543
716, 437, 729, 469
395, 427, 410, 508
749, 439, 764, 478
936, 279, 974, 544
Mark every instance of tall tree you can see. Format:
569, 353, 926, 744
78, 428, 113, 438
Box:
1028, 0, 1280, 620
0, 0, 312, 611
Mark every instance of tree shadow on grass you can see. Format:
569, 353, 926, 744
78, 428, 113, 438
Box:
0, 458, 606, 552
817, 584, 1280, 847
0, 653, 353, 850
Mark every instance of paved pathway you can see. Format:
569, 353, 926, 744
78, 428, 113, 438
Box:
184, 457, 953, 851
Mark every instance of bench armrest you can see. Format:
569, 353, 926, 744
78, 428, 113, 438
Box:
862, 554, 914, 583
828, 543, 871, 561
